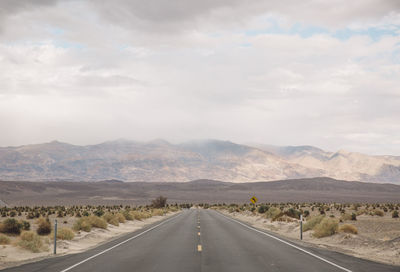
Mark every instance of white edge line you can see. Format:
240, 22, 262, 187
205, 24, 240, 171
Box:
217, 212, 352, 272
59, 212, 182, 272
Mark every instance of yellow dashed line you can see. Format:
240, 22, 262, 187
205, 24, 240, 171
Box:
198, 232, 201, 236
197, 245, 202, 252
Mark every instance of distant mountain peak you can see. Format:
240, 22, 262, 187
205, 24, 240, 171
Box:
0, 140, 399, 184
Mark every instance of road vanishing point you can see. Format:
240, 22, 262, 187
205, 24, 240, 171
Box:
3, 209, 399, 272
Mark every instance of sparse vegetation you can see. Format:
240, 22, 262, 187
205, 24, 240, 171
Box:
57, 228, 75, 240
73, 218, 92, 232
313, 217, 339, 238
152, 196, 167, 208
0, 234, 10, 245
303, 215, 325, 232
339, 224, 358, 234
0, 218, 22, 235
103, 213, 120, 226
36, 218, 52, 235
265, 207, 281, 220
17, 231, 46, 253
393, 210, 399, 218
87, 216, 107, 229
373, 210, 384, 217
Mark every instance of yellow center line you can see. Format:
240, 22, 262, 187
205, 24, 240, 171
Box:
197, 245, 202, 252
198, 232, 201, 236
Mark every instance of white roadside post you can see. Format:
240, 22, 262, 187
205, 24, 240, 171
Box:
54, 219, 58, 254
300, 214, 303, 240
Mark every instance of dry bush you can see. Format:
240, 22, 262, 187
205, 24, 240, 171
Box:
122, 210, 134, 221
36, 218, 52, 235
152, 196, 167, 208
57, 228, 75, 240
116, 213, 126, 223
0, 218, 22, 235
20, 220, 30, 231
87, 216, 107, 229
73, 218, 92, 232
303, 215, 325, 232
131, 211, 151, 221
17, 231, 46, 253
103, 213, 119, 226
265, 207, 281, 220
0, 234, 10, 245
313, 218, 339, 238
373, 210, 384, 217
339, 224, 358, 234
356, 209, 368, 216
152, 209, 164, 216
340, 213, 352, 221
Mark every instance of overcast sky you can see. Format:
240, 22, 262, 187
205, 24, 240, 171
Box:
0, 0, 399, 155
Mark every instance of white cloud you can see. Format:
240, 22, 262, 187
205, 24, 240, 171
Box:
0, 1, 399, 155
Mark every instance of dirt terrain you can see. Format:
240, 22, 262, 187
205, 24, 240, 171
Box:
1, 178, 400, 206
217, 205, 400, 266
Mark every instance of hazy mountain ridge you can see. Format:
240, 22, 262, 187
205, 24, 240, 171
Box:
0, 140, 399, 183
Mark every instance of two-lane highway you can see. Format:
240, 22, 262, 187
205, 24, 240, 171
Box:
3, 209, 399, 272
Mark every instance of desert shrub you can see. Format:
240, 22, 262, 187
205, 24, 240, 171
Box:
392, 211, 399, 218
313, 218, 338, 238
351, 213, 357, 221
303, 210, 310, 217
152, 209, 164, 216
285, 208, 301, 219
373, 210, 384, 217
131, 211, 151, 221
87, 216, 107, 229
258, 205, 269, 214
20, 220, 31, 231
73, 218, 92, 232
340, 213, 352, 221
339, 224, 358, 234
152, 196, 167, 208
17, 231, 46, 252
0, 234, 10, 245
0, 218, 22, 235
265, 207, 281, 219
93, 209, 105, 217
122, 210, 133, 220
36, 218, 51, 235
303, 215, 325, 232
131, 211, 144, 220
103, 213, 119, 226
57, 228, 75, 240
116, 213, 126, 223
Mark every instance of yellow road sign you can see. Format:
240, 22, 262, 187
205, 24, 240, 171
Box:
250, 196, 258, 204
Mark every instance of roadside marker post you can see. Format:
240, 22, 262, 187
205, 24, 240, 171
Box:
54, 219, 58, 254
300, 214, 303, 240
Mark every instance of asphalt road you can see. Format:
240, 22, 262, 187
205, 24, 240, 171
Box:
3, 209, 399, 272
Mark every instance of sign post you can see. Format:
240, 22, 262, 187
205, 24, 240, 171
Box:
300, 214, 303, 240
54, 219, 57, 254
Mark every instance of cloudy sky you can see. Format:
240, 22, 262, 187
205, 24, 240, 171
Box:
0, 0, 399, 155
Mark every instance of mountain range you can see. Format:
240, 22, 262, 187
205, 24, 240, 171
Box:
0, 139, 399, 184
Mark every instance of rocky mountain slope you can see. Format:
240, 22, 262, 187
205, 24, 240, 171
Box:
0, 139, 399, 183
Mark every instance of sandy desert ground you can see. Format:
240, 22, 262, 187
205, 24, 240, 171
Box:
0, 209, 180, 270
217, 205, 400, 266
